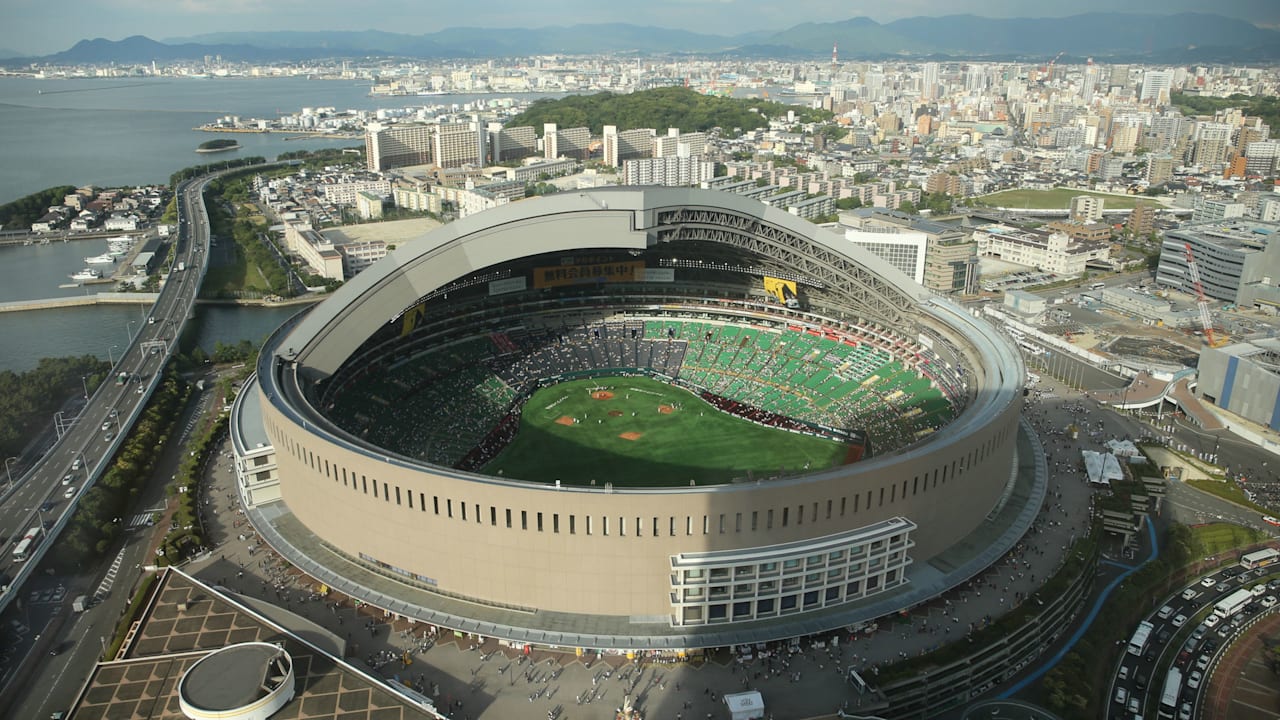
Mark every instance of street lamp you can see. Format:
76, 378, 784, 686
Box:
108, 344, 118, 367
126, 320, 137, 345
4, 456, 16, 489
81, 375, 90, 400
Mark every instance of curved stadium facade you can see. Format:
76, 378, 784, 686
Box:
246, 187, 1033, 650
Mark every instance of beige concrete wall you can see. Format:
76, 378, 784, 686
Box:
262, 393, 1019, 619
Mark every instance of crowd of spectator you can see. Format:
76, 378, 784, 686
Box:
324, 310, 963, 471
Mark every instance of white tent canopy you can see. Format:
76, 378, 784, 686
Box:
1105, 439, 1143, 460
723, 691, 765, 720
1082, 450, 1125, 485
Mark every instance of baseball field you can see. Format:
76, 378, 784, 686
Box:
482, 376, 850, 487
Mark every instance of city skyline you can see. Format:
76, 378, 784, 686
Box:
3, 0, 1279, 57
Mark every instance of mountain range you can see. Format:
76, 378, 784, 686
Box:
8, 13, 1279, 64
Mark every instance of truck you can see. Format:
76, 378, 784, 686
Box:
177, 261, 186, 272
115, 371, 128, 386
72, 595, 88, 612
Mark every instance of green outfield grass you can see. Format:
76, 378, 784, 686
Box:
483, 376, 850, 487
975, 188, 1147, 211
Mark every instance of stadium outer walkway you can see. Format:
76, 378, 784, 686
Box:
1093, 371, 1224, 431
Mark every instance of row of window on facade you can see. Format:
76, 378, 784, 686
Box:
271, 421, 1009, 538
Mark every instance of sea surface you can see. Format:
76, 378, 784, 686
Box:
0, 75, 557, 205
0, 75, 539, 372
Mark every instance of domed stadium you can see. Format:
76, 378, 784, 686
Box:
246, 187, 1036, 650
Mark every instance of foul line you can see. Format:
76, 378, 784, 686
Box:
998, 518, 1159, 698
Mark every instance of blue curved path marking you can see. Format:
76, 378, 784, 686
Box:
997, 519, 1160, 698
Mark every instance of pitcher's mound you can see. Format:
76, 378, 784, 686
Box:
556, 415, 576, 426
608, 410, 624, 417
619, 431, 643, 441
658, 404, 675, 414
592, 391, 615, 400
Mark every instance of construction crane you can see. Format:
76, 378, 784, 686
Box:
1039, 51, 1065, 83
1183, 242, 1227, 347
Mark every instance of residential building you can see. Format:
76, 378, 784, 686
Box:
1191, 198, 1246, 224
1146, 154, 1175, 186
355, 191, 384, 220
1139, 69, 1173, 104
603, 125, 655, 167
320, 179, 392, 205
433, 121, 486, 169
392, 184, 443, 215
1192, 122, 1233, 168
543, 123, 591, 160
1127, 204, 1156, 237
652, 129, 709, 158
365, 122, 433, 172
1069, 195, 1104, 223
487, 123, 538, 163
622, 156, 715, 187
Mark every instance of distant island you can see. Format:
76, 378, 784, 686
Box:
195, 138, 241, 153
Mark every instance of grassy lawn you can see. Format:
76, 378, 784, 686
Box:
1187, 478, 1274, 516
1189, 522, 1268, 556
975, 188, 1148, 210
201, 249, 273, 297
483, 376, 850, 487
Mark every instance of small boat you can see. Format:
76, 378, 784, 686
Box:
70, 268, 102, 281
85, 253, 116, 264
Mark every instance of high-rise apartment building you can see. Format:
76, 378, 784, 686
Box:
921, 62, 939, 101
1139, 69, 1173, 104
1146, 155, 1175, 186
542, 123, 591, 161
652, 129, 709, 158
603, 125, 656, 168
365, 122, 434, 172
1192, 122, 1233, 168
487, 123, 538, 163
1245, 140, 1280, 177
433, 121, 486, 169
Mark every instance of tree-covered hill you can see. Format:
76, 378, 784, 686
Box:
503, 86, 831, 137
0, 185, 76, 230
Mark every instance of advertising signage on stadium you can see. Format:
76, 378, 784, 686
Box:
533, 261, 646, 289
489, 277, 528, 296
763, 276, 801, 308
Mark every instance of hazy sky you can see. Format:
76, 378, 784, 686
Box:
3, 0, 1278, 55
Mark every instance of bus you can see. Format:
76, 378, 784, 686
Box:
1240, 547, 1280, 570
1159, 667, 1183, 717
11, 526, 42, 562
1090, 282, 1107, 290
1214, 588, 1254, 619
1127, 620, 1155, 656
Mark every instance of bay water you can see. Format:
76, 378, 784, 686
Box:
0, 76, 554, 372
